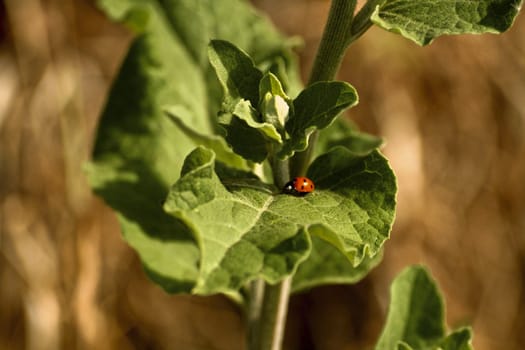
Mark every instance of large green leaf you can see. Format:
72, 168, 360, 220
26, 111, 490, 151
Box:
87, 159, 200, 293
163, 146, 396, 295
163, 147, 309, 295
375, 266, 473, 350
90, 0, 301, 293
371, 0, 523, 46
88, 4, 203, 292
306, 146, 396, 262
289, 120, 386, 293
97, 0, 298, 65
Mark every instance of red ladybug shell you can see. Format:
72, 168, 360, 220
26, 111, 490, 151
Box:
283, 177, 315, 196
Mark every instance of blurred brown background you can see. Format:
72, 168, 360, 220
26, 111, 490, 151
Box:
1, 0, 524, 349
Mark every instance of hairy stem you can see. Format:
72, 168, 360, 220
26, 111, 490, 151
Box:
350, 0, 385, 44
271, 155, 290, 189
308, 0, 357, 84
247, 279, 265, 350
257, 277, 292, 350
290, 0, 357, 176
246, 150, 290, 350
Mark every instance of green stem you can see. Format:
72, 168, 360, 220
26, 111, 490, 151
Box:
257, 277, 292, 350
307, 0, 357, 84
291, 0, 357, 176
350, 0, 385, 44
270, 154, 289, 189
246, 149, 290, 350
247, 279, 265, 350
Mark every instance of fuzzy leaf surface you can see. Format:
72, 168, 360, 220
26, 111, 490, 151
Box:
163, 147, 310, 294
164, 146, 396, 295
375, 266, 473, 350
279, 81, 359, 158
372, 0, 523, 46
306, 147, 396, 263
91, 0, 301, 293
307, 121, 386, 291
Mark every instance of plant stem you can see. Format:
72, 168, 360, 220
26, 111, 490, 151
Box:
247, 279, 265, 350
270, 154, 289, 189
308, 0, 357, 84
290, 0, 357, 176
245, 148, 290, 350
257, 277, 292, 350
350, 0, 385, 45
246, 153, 290, 350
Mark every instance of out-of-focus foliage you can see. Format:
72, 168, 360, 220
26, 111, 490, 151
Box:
375, 266, 472, 350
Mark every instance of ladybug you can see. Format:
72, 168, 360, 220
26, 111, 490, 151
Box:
282, 177, 315, 196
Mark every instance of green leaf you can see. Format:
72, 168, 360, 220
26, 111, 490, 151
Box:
87, 160, 200, 293
87, 5, 204, 293
292, 237, 383, 293
439, 328, 473, 350
375, 266, 473, 350
259, 73, 291, 130
164, 105, 249, 170
208, 41, 285, 162
97, 0, 300, 67
91, 0, 302, 293
306, 147, 396, 264
163, 147, 310, 294
95, 1, 151, 30
158, 0, 300, 70
232, 99, 283, 143
261, 94, 290, 131
216, 98, 283, 164
157, 0, 303, 120
262, 53, 304, 98
279, 81, 359, 159
371, 0, 523, 46
164, 146, 396, 295
396, 342, 413, 350
259, 72, 290, 102
208, 39, 263, 108
218, 111, 269, 163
